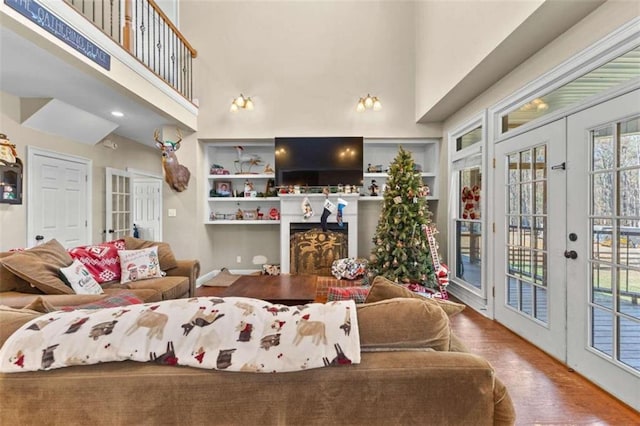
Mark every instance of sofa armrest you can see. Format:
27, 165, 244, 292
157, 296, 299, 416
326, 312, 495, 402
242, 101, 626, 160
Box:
165, 259, 200, 298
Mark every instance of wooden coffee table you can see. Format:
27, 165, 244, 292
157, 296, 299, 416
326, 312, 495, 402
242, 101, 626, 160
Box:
221, 274, 318, 306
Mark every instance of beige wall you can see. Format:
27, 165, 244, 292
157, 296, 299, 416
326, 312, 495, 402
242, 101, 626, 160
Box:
176, 1, 443, 275
415, 0, 544, 121
0, 91, 163, 251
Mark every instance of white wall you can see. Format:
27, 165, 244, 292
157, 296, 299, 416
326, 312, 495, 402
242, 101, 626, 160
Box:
415, 0, 544, 121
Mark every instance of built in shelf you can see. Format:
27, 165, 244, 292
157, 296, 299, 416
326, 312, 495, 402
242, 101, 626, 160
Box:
205, 220, 281, 225
208, 174, 275, 180
207, 197, 280, 202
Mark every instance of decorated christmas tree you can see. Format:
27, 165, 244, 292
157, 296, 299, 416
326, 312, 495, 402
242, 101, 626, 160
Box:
369, 147, 437, 289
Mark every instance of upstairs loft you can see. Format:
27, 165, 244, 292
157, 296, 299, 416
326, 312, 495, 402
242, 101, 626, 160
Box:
0, 0, 198, 146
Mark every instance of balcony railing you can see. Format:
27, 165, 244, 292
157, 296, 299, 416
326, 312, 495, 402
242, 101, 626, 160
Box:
64, 0, 197, 101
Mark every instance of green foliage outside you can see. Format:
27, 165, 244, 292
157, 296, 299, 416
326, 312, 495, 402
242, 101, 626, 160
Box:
369, 147, 437, 288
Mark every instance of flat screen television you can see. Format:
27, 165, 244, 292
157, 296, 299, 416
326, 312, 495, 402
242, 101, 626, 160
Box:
275, 137, 364, 188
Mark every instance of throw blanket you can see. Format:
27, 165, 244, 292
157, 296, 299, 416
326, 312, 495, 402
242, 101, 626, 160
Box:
0, 297, 360, 373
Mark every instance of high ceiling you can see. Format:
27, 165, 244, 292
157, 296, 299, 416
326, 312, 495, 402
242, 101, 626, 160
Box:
0, 22, 183, 146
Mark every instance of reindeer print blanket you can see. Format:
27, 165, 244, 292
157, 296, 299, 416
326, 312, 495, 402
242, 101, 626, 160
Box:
0, 297, 360, 373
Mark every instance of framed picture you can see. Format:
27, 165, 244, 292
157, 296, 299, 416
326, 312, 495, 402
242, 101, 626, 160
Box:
215, 181, 232, 197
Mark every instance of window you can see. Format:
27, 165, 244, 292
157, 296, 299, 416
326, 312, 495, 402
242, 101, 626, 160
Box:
502, 46, 640, 133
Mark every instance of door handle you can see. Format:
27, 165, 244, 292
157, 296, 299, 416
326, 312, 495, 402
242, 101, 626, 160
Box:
564, 250, 578, 259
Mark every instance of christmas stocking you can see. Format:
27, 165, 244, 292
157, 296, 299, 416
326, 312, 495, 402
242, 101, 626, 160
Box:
337, 198, 348, 227
321, 199, 336, 231
302, 197, 314, 220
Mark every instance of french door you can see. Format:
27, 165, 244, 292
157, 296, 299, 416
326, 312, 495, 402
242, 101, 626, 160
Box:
495, 90, 640, 409
105, 168, 131, 241
494, 119, 567, 361
566, 89, 640, 408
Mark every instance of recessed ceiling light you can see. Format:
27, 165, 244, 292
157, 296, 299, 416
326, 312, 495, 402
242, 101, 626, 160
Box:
111, 111, 124, 117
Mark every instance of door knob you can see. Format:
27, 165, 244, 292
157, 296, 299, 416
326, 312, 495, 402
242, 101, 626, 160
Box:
564, 250, 578, 259
35, 235, 44, 241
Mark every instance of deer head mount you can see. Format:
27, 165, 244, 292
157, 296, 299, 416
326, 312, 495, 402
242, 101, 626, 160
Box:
155, 128, 191, 192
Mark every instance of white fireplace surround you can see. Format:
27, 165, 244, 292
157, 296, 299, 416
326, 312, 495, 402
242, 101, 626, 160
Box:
279, 193, 360, 274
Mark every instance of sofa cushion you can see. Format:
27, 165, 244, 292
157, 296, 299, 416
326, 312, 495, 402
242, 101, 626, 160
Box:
365, 275, 465, 317
23, 297, 57, 313
0, 239, 74, 295
118, 247, 164, 284
59, 259, 104, 295
357, 298, 450, 351
123, 276, 189, 300
0, 252, 43, 293
0, 305, 43, 347
123, 236, 178, 271
68, 239, 125, 284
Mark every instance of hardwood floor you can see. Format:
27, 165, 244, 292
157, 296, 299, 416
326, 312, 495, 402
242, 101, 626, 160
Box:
196, 284, 640, 424
449, 307, 640, 425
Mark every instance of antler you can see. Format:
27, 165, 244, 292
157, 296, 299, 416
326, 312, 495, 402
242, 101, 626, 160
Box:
175, 128, 182, 144
154, 129, 164, 145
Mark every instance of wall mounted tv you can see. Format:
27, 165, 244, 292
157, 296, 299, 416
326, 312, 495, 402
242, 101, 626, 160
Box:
275, 137, 364, 188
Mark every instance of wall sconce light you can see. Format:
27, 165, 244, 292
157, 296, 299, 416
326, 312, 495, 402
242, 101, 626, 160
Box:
230, 94, 254, 112
357, 94, 382, 112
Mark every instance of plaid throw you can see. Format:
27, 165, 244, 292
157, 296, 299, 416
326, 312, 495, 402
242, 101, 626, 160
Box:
327, 286, 370, 304
60, 291, 144, 311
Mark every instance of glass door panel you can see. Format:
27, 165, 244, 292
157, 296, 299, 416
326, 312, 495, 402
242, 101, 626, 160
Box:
494, 119, 566, 361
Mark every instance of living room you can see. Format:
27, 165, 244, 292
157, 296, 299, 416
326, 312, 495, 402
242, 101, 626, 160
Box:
1, 0, 639, 423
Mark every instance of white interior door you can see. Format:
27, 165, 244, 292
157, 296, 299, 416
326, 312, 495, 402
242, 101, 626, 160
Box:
566, 89, 640, 409
132, 177, 162, 241
105, 168, 131, 241
494, 119, 567, 361
28, 148, 91, 248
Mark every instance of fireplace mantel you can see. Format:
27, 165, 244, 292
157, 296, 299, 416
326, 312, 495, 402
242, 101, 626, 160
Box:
279, 193, 360, 274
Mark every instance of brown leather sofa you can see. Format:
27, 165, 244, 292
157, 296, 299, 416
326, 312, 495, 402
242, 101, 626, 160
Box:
0, 277, 515, 425
0, 237, 200, 308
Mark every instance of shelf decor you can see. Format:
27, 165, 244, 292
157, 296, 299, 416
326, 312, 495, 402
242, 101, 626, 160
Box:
0, 133, 23, 205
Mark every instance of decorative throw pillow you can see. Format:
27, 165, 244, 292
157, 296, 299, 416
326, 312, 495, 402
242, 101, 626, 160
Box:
0, 239, 74, 295
118, 247, 163, 284
123, 236, 178, 271
59, 291, 144, 311
68, 239, 125, 284
356, 298, 450, 351
327, 286, 370, 303
365, 275, 466, 317
59, 259, 104, 295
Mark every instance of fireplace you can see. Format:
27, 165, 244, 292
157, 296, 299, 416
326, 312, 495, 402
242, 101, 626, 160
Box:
289, 223, 348, 275
279, 194, 359, 274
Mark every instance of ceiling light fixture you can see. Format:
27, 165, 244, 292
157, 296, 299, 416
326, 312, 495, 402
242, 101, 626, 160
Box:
111, 111, 124, 117
357, 94, 382, 112
230, 94, 254, 112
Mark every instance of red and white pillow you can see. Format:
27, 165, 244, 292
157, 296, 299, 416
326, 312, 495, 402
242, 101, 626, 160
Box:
118, 246, 164, 284
67, 239, 125, 284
